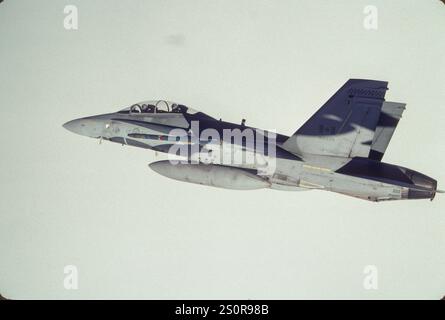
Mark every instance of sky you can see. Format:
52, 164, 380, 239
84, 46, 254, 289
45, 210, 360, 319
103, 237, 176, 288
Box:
0, 0, 444, 299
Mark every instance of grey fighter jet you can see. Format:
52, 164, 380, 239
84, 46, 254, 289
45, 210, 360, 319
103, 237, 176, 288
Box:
63, 79, 441, 201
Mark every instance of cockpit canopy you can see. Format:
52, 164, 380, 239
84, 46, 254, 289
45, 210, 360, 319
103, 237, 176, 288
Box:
118, 100, 200, 115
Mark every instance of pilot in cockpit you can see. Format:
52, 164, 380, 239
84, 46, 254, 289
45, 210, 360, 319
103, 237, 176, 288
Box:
171, 104, 187, 113
130, 104, 155, 113
126, 101, 193, 115
141, 104, 155, 113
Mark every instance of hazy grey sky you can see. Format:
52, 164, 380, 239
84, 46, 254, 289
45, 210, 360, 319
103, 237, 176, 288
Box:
0, 0, 444, 299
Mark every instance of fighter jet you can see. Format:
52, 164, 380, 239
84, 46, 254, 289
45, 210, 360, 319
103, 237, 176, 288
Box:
63, 79, 440, 201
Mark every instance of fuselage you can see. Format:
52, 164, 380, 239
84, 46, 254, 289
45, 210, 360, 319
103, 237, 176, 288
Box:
63, 100, 438, 201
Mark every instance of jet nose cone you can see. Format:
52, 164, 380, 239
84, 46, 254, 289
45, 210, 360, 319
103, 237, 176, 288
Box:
63, 119, 85, 136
